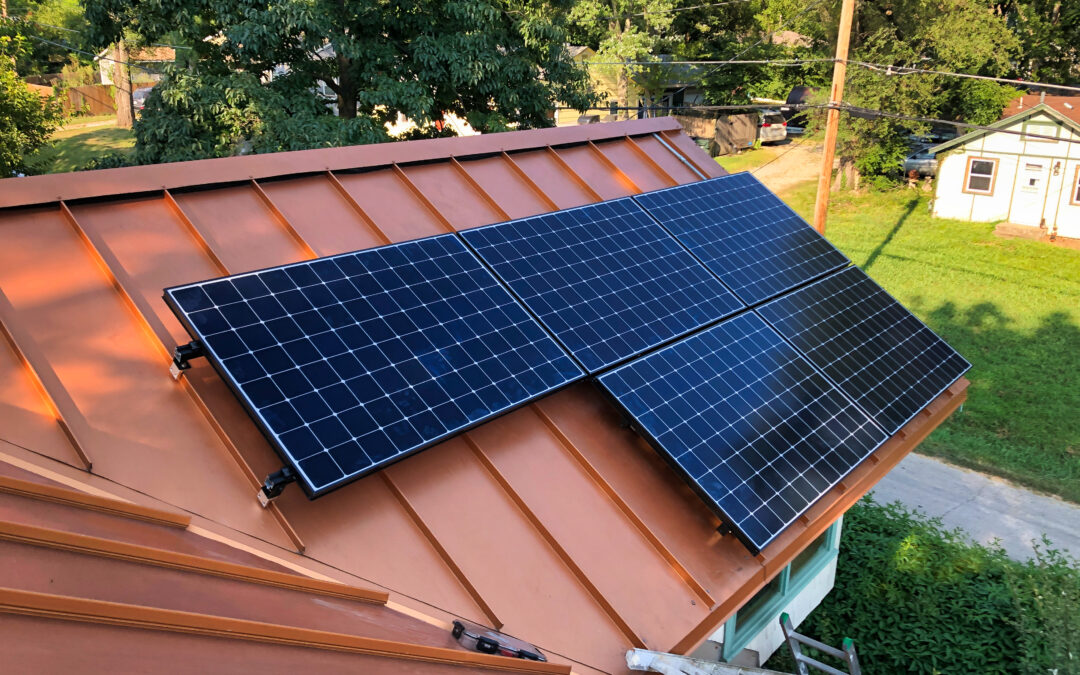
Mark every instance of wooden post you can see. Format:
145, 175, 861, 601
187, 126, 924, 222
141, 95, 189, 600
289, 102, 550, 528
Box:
113, 40, 134, 129
812, 0, 857, 235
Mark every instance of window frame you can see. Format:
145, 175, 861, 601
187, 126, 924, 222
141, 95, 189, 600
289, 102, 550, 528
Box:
1071, 165, 1080, 207
721, 519, 842, 661
962, 156, 999, 196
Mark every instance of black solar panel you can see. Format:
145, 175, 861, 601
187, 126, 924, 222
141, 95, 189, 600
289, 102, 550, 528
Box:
165, 234, 584, 497
460, 199, 743, 373
757, 266, 971, 435
597, 312, 886, 554
633, 173, 850, 306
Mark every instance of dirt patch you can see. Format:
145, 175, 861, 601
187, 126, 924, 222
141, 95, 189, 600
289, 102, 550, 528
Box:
750, 139, 822, 193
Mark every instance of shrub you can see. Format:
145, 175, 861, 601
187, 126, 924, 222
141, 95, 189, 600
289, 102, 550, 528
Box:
767, 496, 1079, 675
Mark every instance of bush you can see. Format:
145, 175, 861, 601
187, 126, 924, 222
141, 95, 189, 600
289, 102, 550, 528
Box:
766, 497, 1079, 675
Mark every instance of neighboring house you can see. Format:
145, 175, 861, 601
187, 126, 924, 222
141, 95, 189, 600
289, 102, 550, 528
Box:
0, 118, 967, 672
98, 46, 175, 85
556, 47, 705, 126
929, 103, 1080, 240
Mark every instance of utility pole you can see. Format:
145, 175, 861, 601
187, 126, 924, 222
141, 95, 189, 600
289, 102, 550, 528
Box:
113, 40, 134, 129
812, 0, 856, 235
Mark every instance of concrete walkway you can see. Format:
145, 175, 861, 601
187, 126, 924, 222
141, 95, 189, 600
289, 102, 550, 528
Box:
871, 453, 1080, 561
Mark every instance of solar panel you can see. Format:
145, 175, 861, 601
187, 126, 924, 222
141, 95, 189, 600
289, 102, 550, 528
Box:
460, 199, 743, 373
633, 173, 850, 306
164, 234, 584, 497
757, 266, 971, 435
597, 312, 887, 554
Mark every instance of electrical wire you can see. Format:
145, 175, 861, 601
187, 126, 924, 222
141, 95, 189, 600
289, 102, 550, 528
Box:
750, 136, 808, 175
664, 0, 831, 100
844, 59, 1080, 95
583, 58, 833, 66
26, 34, 165, 75
601, 0, 755, 20
562, 100, 1080, 145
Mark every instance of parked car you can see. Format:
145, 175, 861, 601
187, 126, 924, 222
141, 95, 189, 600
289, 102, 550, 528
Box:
758, 110, 788, 144
903, 148, 938, 177
782, 85, 819, 130
133, 86, 154, 112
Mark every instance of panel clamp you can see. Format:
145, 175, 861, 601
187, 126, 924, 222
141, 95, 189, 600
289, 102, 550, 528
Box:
170, 341, 206, 380
258, 467, 297, 507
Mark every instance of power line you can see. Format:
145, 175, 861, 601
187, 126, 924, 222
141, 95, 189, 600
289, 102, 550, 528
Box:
26, 34, 165, 75
831, 102, 1080, 145
845, 59, 1080, 95
583, 58, 833, 66
8, 15, 191, 50
602, 0, 754, 20
563, 100, 1080, 145
665, 0, 831, 100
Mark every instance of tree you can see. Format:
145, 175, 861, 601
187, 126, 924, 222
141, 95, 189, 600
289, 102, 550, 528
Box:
568, 1, 682, 119
82, 0, 596, 163
756, 0, 1019, 183
0, 22, 62, 175
993, 0, 1080, 84
8, 0, 93, 76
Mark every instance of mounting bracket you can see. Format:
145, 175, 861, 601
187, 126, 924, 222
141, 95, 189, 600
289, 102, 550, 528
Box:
258, 466, 297, 507
169, 341, 206, 380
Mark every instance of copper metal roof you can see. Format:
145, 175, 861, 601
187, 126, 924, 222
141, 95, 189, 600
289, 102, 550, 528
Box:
0, 117, 967, 673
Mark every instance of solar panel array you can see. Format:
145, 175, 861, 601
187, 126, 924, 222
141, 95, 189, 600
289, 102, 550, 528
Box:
165, 234, 584, 497
461, 198, 743, 372
597, 313, 887, 554
757, 266, 971, 435
634, 173, 849, 306
165, 170, 967, 553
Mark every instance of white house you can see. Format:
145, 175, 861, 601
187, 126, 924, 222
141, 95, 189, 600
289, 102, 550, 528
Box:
929, 104, 1080, 240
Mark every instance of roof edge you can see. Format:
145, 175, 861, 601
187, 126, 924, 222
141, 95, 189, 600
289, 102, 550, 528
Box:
0, 118, 684, 210
929, 103, 1080, 154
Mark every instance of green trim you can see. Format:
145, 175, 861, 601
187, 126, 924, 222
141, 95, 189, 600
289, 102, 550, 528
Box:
928, 104, 1080, 155
721, 519, 842, 660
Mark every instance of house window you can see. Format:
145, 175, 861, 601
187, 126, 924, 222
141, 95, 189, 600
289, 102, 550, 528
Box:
963, 157, 998, 195
721, 519, 842, 661
1022, 121, 1059, 143
1072, 166, 1080, 206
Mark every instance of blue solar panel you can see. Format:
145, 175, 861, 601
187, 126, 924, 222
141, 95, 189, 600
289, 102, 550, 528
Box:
460, 199, 744, 373
165, 234, 584, 497
633, 173, 850, 305
757, 266, 971, 435
597, 312, 887, 554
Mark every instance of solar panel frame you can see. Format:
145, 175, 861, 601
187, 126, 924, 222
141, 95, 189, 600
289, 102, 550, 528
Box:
757, 266, 972, 436
460, 197, 745, 373
597, 312, 888, 555
164, 233, 586, 498
633, 173, 851, 306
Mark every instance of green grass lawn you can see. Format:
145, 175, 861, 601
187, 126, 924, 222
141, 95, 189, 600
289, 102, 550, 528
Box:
27, 117, 135, 174
714, 143, 781, 173
778, 181, 1080, 502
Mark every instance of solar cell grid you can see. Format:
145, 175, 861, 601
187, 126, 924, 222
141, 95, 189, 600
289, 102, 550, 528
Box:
598, 312, 886, 554
633, 173, 850, 305
461, 198, 744, 373
757, 266, 971, 435
166, 234, 584, 496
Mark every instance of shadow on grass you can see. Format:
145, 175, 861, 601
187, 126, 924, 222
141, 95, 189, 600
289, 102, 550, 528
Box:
28, 128, 134, 174
920, 301, 1080, 501
862, 197, 919, 271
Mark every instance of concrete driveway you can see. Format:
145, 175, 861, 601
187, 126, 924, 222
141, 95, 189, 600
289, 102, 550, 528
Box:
871, 453, 1079, 561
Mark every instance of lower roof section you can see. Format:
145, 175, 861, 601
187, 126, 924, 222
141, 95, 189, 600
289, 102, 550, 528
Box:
0, 118, 966, 674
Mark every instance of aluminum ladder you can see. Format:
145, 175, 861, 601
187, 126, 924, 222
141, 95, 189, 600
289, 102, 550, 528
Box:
780, 613, 861, 675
